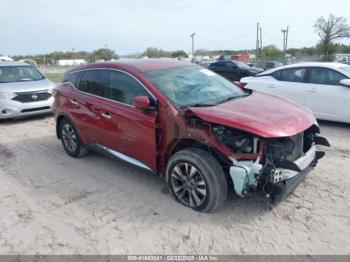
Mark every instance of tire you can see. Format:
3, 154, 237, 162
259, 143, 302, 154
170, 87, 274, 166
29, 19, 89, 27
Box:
59, 118, 87, 158
166, 148, 227, 213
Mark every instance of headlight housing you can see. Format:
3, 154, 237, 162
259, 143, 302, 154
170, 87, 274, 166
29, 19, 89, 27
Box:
0, 92, 17, 100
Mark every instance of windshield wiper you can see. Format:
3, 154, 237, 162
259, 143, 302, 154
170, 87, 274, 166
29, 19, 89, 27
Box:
183, 103, 217, 108
217, 94, 250, 104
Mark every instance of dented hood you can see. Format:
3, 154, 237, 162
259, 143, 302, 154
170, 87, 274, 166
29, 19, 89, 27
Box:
188, 91, 316, 138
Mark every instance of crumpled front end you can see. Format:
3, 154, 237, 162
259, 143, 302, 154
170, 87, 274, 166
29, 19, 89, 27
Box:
212, 124, 330, 203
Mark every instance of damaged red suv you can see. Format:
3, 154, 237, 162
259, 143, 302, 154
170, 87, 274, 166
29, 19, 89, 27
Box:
53, 59, 329, 212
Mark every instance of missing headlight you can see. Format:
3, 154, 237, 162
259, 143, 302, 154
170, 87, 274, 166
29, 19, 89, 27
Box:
212, 125, 258, 154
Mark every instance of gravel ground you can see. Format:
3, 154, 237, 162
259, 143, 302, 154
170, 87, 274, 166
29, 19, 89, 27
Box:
0, 116, 349, 255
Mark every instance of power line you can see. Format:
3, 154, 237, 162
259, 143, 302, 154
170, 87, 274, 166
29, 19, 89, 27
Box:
197, 32, 255, 43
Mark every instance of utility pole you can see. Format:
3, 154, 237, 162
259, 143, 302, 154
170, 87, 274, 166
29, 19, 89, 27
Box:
190, 33, 196, 63
256, 23, 263, 57
259, 26, 262, 52
72, 48, 76, 65
256, 23, 260, 57
285, 26, 289, 52
281, 26, 289, 56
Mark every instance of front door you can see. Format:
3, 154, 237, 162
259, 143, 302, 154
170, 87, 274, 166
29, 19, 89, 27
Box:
305, 67, 350, 122
98, 69, 158, 171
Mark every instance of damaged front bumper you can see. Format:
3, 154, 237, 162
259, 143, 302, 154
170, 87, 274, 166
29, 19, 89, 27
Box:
230, 140, 328, 204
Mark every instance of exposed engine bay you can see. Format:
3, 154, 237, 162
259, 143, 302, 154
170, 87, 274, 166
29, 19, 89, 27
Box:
211, 124, 330, 203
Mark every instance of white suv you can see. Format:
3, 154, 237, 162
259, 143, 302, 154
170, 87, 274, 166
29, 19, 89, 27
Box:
0, 62, 55, 119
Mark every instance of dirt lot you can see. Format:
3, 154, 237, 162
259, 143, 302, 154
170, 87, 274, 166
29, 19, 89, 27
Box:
0, 116, 349, 255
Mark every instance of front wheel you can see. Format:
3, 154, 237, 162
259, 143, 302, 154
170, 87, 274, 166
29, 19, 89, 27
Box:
166, 148, 227, 213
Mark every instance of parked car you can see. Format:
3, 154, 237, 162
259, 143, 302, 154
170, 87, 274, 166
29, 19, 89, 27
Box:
53, 60, 328, 212
208, 60, 263, 81
0, 62, 55, 119
264, 60, 284, 71
240, 62, 350, 124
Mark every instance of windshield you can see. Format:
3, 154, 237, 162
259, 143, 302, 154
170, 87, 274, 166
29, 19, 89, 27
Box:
340, 66, 350, 75
0, 66, 44, 83
143, 65, 247, 107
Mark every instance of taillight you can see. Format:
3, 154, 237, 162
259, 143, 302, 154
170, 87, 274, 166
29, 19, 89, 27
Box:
238, 82, 247, 88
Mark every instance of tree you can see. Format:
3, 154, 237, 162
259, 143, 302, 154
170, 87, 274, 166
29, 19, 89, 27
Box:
260, 45, 284, 58
142, 47, 172, 58
172, 50, 188, 58
91, 48, 119, 61
314, 14, 350, 57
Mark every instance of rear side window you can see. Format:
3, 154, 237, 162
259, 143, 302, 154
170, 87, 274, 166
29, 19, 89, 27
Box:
106, 71, 149, 105
78, 70, 108, 97
271, 70, 281, 80
213, 62, 224, 67
280, 68, 305, 82
63, 71, 80, 87
223, 61, 233, 67
308, 67, 346, 86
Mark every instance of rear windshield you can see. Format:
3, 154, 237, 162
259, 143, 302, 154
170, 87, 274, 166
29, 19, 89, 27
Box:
0, 66, 45, 83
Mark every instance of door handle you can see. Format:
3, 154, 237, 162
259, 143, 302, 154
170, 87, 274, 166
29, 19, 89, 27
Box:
267, 84, 276, 88
101, 112, 112, 120
70, 99, 79, 105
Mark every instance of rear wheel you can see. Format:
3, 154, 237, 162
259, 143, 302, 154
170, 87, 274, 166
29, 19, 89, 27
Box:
166, 148, 227, 213
59, 118, 87, 158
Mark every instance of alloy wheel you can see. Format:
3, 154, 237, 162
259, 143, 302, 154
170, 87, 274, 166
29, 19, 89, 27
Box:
62, 123, 77, 153
170, 162, 207, 208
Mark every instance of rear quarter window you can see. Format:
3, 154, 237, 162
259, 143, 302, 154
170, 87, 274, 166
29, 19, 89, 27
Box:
271, 70, 281, 80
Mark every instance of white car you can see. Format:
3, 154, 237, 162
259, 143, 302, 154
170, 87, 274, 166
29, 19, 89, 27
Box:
241, 62, 350, 124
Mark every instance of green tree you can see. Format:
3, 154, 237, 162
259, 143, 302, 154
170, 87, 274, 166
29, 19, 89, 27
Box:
91, 48, 119, 61
314, 14, 350, 58
142, 47, 172, 58
171, 50, 188, 58
261, 45, 284, 58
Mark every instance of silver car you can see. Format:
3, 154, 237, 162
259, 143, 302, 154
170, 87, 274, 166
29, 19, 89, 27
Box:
0, 62, 55, 119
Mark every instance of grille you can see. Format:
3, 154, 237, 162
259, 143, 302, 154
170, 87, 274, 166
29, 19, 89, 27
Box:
13, 91, 52, 103
21, 106, 51, 113
286, 133, 304, 162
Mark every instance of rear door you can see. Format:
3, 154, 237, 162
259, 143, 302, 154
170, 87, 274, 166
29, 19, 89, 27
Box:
305, 67, 350, 121
73, 69, 114, 146
267, 67, 307, 105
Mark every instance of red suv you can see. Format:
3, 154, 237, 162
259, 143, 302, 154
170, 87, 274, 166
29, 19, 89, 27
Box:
53, 60, 329, 212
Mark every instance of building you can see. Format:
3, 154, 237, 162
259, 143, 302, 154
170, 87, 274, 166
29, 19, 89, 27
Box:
56, 59, 87, 66
231, 54, 251, 63
0, 56, 14, 62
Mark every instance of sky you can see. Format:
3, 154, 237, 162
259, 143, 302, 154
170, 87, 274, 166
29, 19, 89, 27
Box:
1, 0, 350, 56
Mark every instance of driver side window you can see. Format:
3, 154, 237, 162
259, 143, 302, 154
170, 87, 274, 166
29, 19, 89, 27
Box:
308, 67, 346, 86
106, 70, 150, 105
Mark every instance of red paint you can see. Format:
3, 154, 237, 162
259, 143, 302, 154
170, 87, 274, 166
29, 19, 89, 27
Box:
231, 54, 251, 63
133, 96, 151, 110
189, 91, 316, 138
54, 60, 318, 174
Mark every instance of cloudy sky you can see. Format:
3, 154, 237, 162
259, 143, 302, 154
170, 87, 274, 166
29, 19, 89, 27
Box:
1, 0, 350, 56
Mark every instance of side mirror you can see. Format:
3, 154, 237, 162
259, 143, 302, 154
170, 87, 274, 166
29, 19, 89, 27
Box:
340, 79, 350, 87
133, 96, 155, 111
